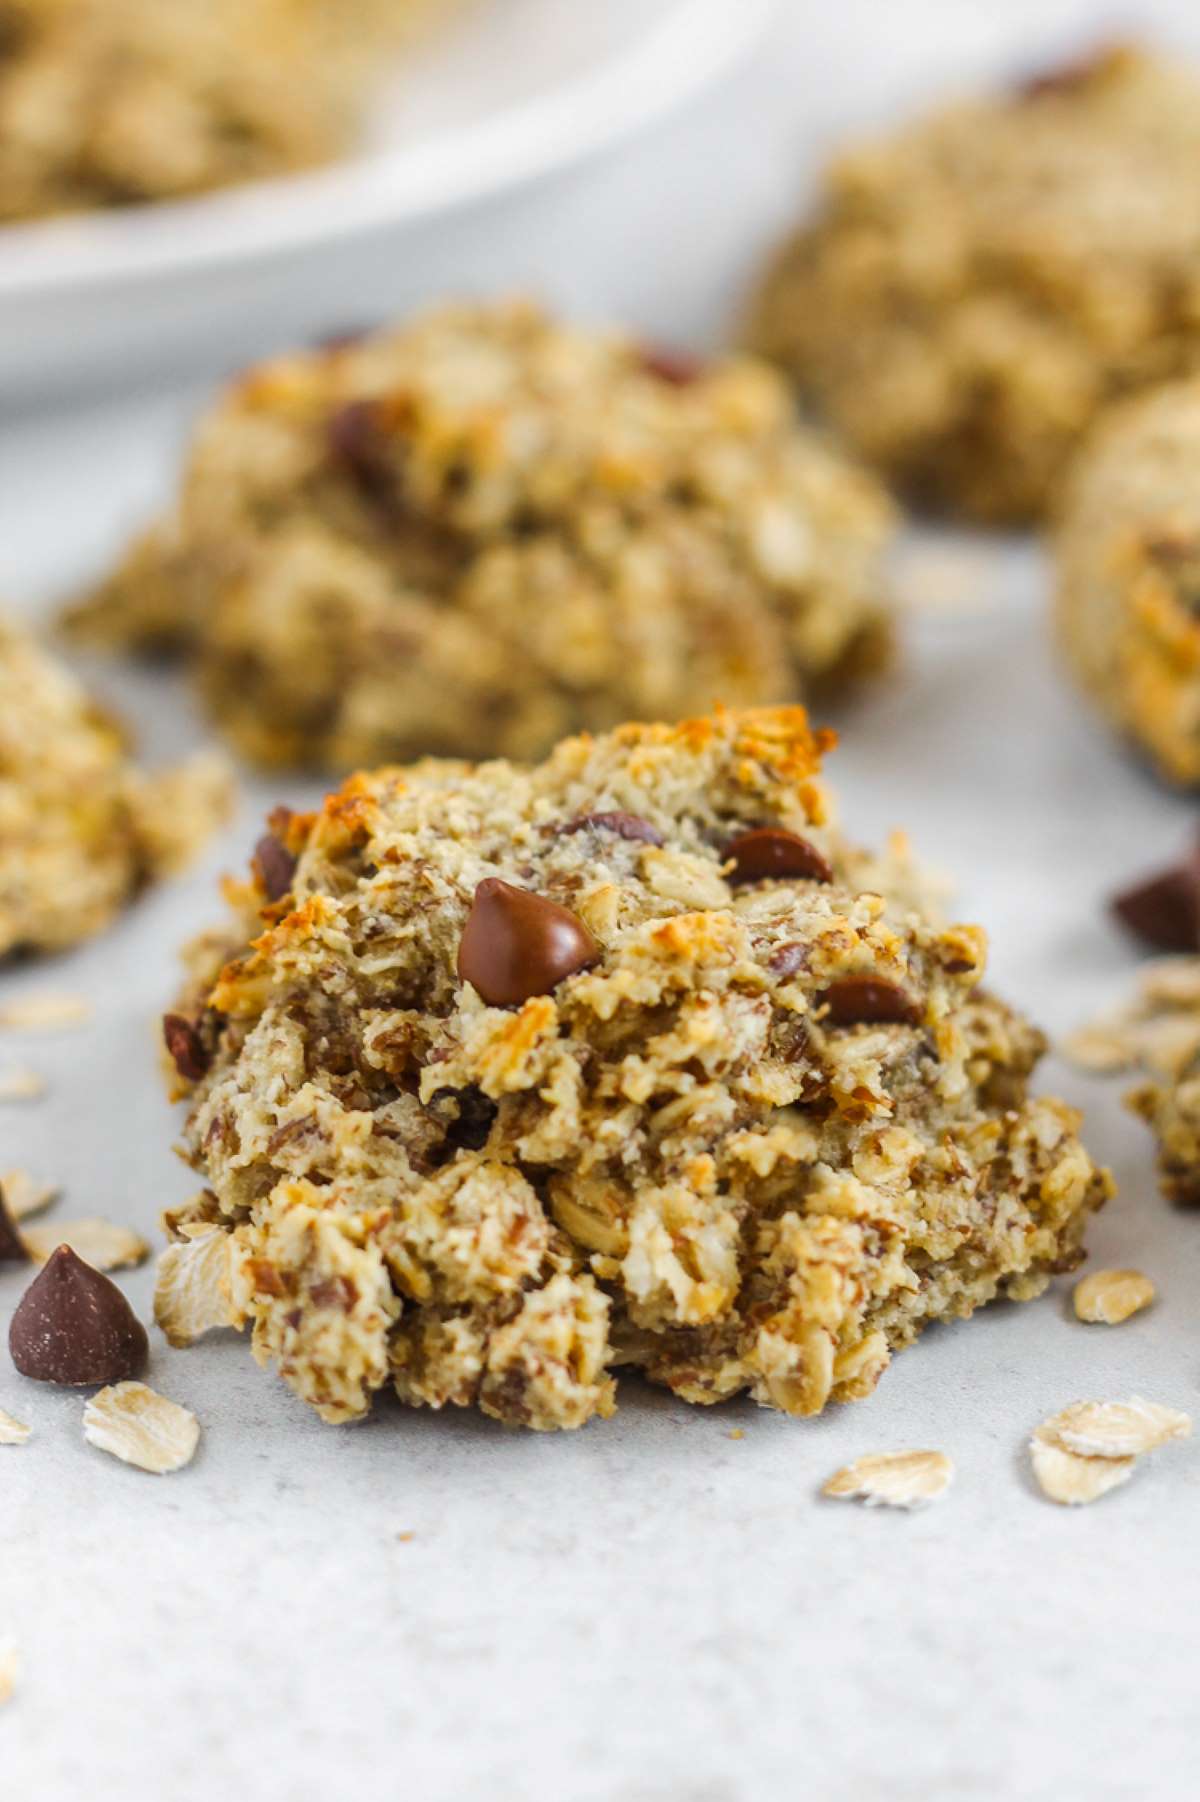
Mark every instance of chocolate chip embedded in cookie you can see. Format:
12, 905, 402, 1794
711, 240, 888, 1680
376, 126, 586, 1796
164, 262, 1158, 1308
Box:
160, 706, 1109, 1432
457, 880, 599, 1007
747, 47, 1200, 521
67, 300, 896, 770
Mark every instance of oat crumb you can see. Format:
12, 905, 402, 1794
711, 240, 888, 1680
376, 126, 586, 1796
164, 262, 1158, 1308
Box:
822, 1449, 953, 1509
0, 994, 91, 1030
0, 1069, 46, 1103
83, 1382, 200, 1474
0, 1408, 30, 1446
1073, 1269, 1156, 1325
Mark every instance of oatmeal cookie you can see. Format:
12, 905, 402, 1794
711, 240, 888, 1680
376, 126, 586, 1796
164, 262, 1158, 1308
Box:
68, 300, 896, 771
0, 615, 228, 957
162, 705, 1109, 1429
1055, 378, 1200, 785
747, 46, 1200, 522
0, 0, 434, 220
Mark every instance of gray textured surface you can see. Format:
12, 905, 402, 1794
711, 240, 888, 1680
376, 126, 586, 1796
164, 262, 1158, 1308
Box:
4, 5, 1200, 1798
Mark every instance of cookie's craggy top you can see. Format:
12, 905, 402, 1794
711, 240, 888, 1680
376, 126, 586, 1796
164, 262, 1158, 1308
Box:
747, 47, 1200, 522
0, 616, 227, 958
0, 0, 433, 220
1056, 378, 1200, 787
71, 301, 895, 770
166, 708, 1109, 1430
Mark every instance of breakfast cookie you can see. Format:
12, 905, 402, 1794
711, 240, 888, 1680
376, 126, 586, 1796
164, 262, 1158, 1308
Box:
746, 46, 1200, 522
1056, 378, 1200, 785
160, 705, 1109, 1430
68, 300, 897, 770
0, 0, 434, 220
0, 615, 228, 957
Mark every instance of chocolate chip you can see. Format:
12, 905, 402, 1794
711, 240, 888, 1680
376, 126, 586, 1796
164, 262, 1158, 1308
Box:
725, 827, 834, 886
1014, 42, 1126, 100
0, 1183, 29, 1264
314, 324, 371, 353
431, 1084, 498, 1153
8, 1246, 148, 1385
163, 1013, 210, 1083
1112, 841, 1200, 952
327, 398, 398, 513
457, 878, 599, 1007
253, 830, 297, 903
559, 811, 665, 847
309, 1276, 358, 1312
768, 941, 808, 979
640, 345, 704, 385
818, 976, 921, 1027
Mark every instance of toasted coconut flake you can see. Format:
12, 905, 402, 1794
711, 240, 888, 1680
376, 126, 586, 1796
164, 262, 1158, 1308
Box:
0, 1408, 30, 1446
1044, 1398, 1191, 1459
0, 1639, 17, 1706
0, 1169, 58, 1221
23, 1218, 149, 1272
0, 994, 91, 1030
822, 1449, 953, 1509
154, 1229, 240, 1347
1030, 1430, 1136, 1506
82, 1382, 199, 1474
1073, 1269, 1156, 1325
0, 1069, 45, 1103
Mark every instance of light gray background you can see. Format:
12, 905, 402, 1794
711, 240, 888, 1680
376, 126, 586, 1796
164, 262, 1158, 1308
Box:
4, 5, 1200, 1799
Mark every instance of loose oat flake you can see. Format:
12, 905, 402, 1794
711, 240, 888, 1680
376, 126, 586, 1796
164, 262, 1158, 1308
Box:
22, 1218, 149, 1272
0, 1408, 30, 1446
1073, 1269, 1156, 1325
1029, 1430, 1137, 1506
822, 1449, 953, 1509
154, 1229, 239, 1347
0, 1640, 18, 1706
82, 1382, 199, 1474
0, 1069, 45, 1103
0, 1168, 58, 1220
1045, 1398, 1192, 1459
0, 994, 91, 1030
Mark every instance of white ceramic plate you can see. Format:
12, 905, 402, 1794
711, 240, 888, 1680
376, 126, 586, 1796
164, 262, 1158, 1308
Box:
0, 0, 773, 402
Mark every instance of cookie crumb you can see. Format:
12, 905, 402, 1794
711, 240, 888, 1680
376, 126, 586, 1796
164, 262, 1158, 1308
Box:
822, 1449, 953, 1509
0, 1408, 30, 1446
0, 994, 91, 1030
728, 1428, 745, 1440
1073, 1269, 1156, 1324
396, 1531, 415, 1543
83, 1382, 199, 1474
23, 1218, 149, 1272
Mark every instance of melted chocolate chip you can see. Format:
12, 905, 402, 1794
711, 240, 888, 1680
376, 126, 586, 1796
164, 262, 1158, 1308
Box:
1112, 840, 1200, 952
163, 1013, 210, 1083
0, 1183, 29, 1264
560, 811, 664, 847
457, 879, 599, 1007
818, 976, 921, 1027
725, 827, 834, 886
640, 345, 704, 386
254, 828, 298, 903
9, 1246, 148, 1385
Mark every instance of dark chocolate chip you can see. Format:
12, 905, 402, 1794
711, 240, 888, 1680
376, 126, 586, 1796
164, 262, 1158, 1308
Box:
559, 811, 665, 847
309, 1276, 358, 1312
327, 399, 398, 513
9, 1245, 148, 1385
254, 830, 298, 903
457, 878, 599, 1007
640, 345, 704, 386
1112, 842, 1200, 952
163, 1013, 210, 1083
818, 976, 921, 1027
768, 941, 808, 979
725, 827, 834, 886
0, 1183, 29, 1264
314, 325, 372, 353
